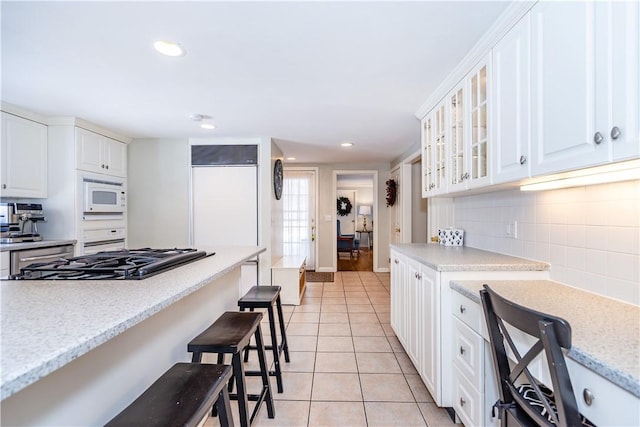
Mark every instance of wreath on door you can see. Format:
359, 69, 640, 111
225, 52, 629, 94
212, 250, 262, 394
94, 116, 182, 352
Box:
386, 179, 397, 207
337, 196, 353, 216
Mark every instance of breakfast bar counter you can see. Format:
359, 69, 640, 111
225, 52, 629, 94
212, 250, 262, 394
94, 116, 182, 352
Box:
1, 246, 265, 426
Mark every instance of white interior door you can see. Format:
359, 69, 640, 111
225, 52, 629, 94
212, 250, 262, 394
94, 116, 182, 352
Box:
282, 170, 316, 269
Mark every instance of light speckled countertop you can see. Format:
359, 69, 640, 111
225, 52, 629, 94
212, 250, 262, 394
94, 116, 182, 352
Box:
0, 240, 77, 252
390, 243, 549, 272
0, 246, 264, 400
450, 280, 640, 398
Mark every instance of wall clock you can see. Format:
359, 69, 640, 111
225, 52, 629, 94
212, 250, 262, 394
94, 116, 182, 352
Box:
273, 159, 283, 200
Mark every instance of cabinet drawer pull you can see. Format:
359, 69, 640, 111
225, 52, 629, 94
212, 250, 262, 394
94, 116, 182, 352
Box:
1, 184, 6, 189
594, 132, 604, 145
460, 397, 466, 406
583, 388, 595, 406
459, 305, 466, 314
611, 126, 621, 140
519, 155, 527, 165
459, 346, 465, 355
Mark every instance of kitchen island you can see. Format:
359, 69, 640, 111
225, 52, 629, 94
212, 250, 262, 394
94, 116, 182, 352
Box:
1, 246, 265, 426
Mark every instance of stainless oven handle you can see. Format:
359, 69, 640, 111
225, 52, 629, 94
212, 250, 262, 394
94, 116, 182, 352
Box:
19, 253, 71, 263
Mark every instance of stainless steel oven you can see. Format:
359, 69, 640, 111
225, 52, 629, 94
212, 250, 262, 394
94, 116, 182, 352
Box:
10, 244, 75, 276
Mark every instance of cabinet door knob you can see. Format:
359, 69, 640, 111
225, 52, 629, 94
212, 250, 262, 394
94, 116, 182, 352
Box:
459, 346, 465, 355
101, 164, 105, 168
611, 126, 621, 140
460, 397, 466, 406
583, 388, 595, 406
394, 259, 399, 264
105, 165, 109, 169
463, 172, 469, 180
519, 155, 527, 165
417, 273, 422, 279
1, 184, 6, 189
459, 305, 466, 314
594, 132, 604, 145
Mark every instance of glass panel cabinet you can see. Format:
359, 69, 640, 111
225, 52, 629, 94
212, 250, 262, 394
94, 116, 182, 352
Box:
422, 100, 448, 196
469, 62, 489, 184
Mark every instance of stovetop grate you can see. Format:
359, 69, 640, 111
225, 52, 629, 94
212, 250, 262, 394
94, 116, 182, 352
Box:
16, 248, 210, 280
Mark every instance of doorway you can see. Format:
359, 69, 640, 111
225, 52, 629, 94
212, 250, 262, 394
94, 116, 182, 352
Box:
334, 171, 377, 272
282, 168, 317, 271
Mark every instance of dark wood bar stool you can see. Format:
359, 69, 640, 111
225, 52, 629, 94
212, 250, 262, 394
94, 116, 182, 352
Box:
238, 285, 290, 394
188, 311, 275, 427
105, 362, 234, 427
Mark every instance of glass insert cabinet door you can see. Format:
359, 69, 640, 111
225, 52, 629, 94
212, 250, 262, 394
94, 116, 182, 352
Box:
470, 63, 489, 181
449, 83, 465, 187
433, 100, 447, 192
422, 116, 434, 194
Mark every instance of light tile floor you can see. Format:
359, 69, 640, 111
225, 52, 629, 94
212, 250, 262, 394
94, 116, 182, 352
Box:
205, 271, 462, 427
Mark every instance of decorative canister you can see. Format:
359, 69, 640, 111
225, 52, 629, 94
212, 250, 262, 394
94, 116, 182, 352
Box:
438, 228, 464, 246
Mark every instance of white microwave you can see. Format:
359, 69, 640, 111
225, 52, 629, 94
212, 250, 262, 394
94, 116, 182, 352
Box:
84, 180, 126, 213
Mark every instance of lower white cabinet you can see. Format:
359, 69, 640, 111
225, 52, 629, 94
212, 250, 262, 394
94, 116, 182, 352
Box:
0, 112, 47, 198
452, 291, 499, 427
390, 248, 548, 409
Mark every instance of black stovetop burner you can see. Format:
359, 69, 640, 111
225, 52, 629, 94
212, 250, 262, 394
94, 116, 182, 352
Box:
16, 248, 211, 280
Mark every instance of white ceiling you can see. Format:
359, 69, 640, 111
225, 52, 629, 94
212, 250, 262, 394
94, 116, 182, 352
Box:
1, 1, 510, 164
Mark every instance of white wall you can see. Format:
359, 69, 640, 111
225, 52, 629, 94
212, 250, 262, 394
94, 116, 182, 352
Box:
127, 138, 190, 247
454, 180, 640, 305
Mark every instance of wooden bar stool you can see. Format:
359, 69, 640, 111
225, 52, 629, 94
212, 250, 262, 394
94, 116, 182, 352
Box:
105, 362, 234, 427
238, 285, 290, 394
188, 311, 275, 427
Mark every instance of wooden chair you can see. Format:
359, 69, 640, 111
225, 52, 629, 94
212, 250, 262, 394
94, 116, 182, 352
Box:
480, 285, 595, 427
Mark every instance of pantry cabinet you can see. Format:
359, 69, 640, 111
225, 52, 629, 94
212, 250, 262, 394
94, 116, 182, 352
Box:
76, 127, 127, 178
530, 0, 639, 175
492, 14, 531, 184
0, 112, 47, 198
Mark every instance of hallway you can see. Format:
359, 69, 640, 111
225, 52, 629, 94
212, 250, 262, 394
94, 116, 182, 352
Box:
206, 271, 460, 426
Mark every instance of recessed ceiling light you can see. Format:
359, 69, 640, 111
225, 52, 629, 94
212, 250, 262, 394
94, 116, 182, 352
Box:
154, 40, 185, 57
341, 142, 354, 147
286, 157, 296, 161
200, 124, 216, 130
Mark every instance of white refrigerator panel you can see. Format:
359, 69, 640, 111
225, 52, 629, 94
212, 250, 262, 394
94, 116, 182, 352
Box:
192, 166, 258, 247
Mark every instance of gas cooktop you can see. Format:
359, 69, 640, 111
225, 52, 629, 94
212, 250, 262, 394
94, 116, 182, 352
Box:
15, 248, 211, 280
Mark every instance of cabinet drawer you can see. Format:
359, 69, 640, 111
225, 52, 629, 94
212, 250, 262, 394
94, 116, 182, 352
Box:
453, 317, 484, 390
453, 365, 482, 427
568, 359, 640, 426
452, 291, 484, 334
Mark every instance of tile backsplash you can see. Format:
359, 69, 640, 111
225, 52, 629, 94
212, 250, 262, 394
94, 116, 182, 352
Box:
454, 180, 640, 305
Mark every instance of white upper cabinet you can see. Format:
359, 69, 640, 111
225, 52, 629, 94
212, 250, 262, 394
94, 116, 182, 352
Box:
447, 81, 467, 193
492, 15, 531, 184
0, 112, 47, 198
422, 100, 448, 197
467, 57, 491, 188
530, 0, 639, 175
600, 0, 639, 161
76, 127, 126, 177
